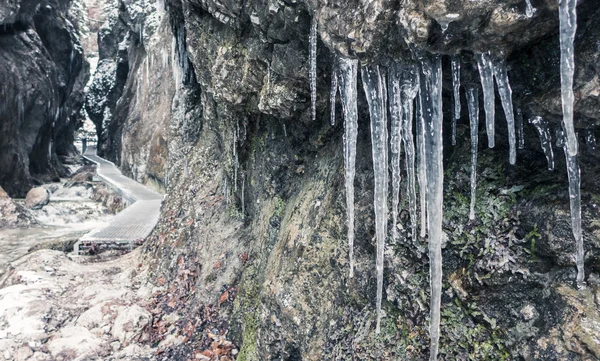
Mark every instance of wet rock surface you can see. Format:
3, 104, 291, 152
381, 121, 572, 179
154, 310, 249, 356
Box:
25, 187, 50, 210
0, 0, 89, 198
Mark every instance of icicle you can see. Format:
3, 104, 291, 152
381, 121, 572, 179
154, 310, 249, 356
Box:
476, 52, 495, 148
400, 65, 419, 240
466, 86, 479, 220
283, 123, 287, 138
339, 57, 359, 278
556, 129, 585, 288
525, 0, 535, 17
529, 116, 555, 171
388, 64, 403, 244
492, 57, 517, 164
451, 56, 461, 146
416, 88, 428, 239
559, 0, 578, 157
516, 105, 525, 149
309, 16, 318, 122
330, 62, 339, 126
361, 64, 388, 334
420, 55, 444, 361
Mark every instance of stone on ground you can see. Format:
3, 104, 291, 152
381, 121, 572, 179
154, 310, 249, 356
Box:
25, 187, 50, 210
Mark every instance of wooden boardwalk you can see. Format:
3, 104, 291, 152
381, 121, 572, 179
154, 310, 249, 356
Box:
74, 147, 162, 254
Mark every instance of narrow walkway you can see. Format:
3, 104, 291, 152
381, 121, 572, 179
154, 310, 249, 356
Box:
75, 146, 162, 253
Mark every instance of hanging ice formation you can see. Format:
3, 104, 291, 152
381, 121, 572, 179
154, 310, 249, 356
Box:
309, 16, 318, 122
361, 64, 388, 334
400, 65, 419, 240
330, 60, 339, 126
466, 86, 479, 220
525, 0, 535, 17
559, 0, 578, 157
556, 129, 585, 288
388, 64, 403, 243
492, 57, 517, 164
451, 56, 461, 146
339, 57, 359, 278
416, 85, 428, 238
529, 116, 555, 171
476, 52, 495, 148
419, 55, 444, 361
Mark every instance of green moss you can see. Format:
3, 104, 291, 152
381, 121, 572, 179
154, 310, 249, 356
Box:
233, 263, 261, 361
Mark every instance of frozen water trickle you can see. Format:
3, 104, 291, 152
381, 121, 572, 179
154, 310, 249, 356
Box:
400, 64, 419, 240
330, 61, 339, 126
516, 105, 525, 149
476, 52, 495, 148
559, 0, 578, 156
416, 88, 428, 239
529, 116, 555, 171
525, 0, 535, 17
420, 55, 444, 361
309, 16, 318, 122
361, 64, 388, 334
492, 57, 517, 164
466, 86, 479, 220
451, 56, 461, 146
585, 128, 597, 153
339, 57, 359, 278
556, 129, 585, 288
388, 64, 403, 243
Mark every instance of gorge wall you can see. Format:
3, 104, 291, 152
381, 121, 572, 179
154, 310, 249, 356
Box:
6, 0, 600, 358
0, 0, 89, 197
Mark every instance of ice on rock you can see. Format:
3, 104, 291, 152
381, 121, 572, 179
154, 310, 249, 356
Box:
529, 116, 555, 171
556, 129, 585, 288
388, 64, 403, 243
339, 58, 359, 278
330, 60, 339, 126
466, 86, 479, 220
585, 128, 597, 153
309, 16, 318, 122
476, 52, 495, 148
361, 64, 388, 334
525, 0, 535, 17
420, 55, 444, 361
516, 105, 525, 149
400, 64, 419, 240
492, 57, 517, 164
451, 56, 461, 146
416, 87, 428, 238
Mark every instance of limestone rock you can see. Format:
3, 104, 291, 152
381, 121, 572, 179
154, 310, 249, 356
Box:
25, 187, 49, 210
111, 305, 152, 344
0, 186, 36, 228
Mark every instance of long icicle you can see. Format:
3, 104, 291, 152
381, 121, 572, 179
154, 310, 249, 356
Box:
451, 56, 461, 146
516, 105, 525, 149
388, 64, 403, 243
492, 57, 517, 164
556, 129, 585, 288
466, 86, 479, 220
559, 0, 578, 157
339, 58, 359, 278
309, 15, 318, 122
400, 64, 419, 240
476, 52, 495, 148
420, 55, 444, 361
361, 64, 388, 334
416, 87, 428, 239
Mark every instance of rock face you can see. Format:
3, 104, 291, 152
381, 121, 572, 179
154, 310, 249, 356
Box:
57, 0, 600, 360
0, 186, 36, 228
0, 0, 90, 197
25, 187, 50, 210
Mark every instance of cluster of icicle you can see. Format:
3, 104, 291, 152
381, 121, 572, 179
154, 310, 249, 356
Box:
309, 0, 584, 357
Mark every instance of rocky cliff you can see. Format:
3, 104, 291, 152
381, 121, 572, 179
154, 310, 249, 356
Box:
64, 0, 600, 359
0, 0, 89, 197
